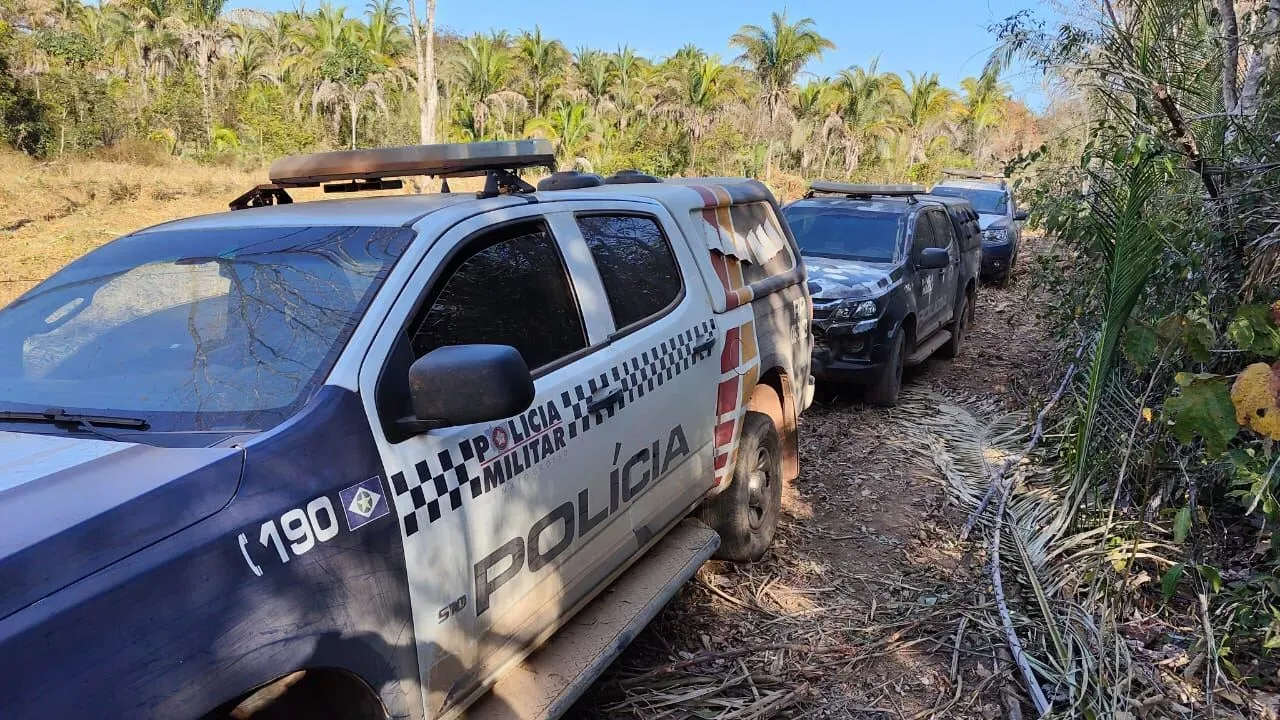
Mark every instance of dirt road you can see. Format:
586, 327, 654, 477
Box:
572, 245, 1051, 719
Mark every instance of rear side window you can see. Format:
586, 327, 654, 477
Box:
577, 214, 682, 329
928, 212, 956, 249
911, 212, 936, 256
410, 221, 586, 370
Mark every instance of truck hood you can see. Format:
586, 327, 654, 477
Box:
804, 256, 895, 300
0, 431, 243, 619
978, 213, 1007, 230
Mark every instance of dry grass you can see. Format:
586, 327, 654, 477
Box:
0, 151, 489, 306
0, 152, 258, 305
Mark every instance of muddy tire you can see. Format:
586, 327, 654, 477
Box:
699, 411, 783, 563
865, 332, 904, 407
939, 294, 972, 359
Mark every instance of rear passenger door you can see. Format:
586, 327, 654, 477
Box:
910, 210, 942, 336
927, 210, 959, 322
566, 205, 721, 543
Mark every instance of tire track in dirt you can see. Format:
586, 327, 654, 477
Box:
573, 239, 1052, 719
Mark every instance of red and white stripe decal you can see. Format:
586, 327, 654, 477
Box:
711, 319, 760, 486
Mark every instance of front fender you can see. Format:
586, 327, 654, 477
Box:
0, 387, 420, 720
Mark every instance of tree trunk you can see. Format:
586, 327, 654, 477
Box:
350, 98, 358, 149
406, 0, 438, 144
425, 0, 438, 143
198, 55, 212, 145
1217, 0, 1241, 114
1236, 0, 1280, 121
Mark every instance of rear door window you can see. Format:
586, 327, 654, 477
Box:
409, 220, 586, 370
912, 212, 936, 258
576, 214, 682, 330
928, 212, 956, 249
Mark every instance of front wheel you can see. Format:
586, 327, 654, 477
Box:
865, 331, 904, 407
698, 411, 783, 562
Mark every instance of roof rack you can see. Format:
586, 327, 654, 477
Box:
940, 168, 1007, 187
805, 181, 927, 200
230, 140, 558, 210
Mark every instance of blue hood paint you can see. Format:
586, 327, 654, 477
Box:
978, 213, 1011, 231
0, 431, 243, 619
803, 256, 896, 300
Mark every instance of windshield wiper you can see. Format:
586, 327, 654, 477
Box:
0, 409, 149, 441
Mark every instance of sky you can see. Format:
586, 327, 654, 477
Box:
231, 0, 1053, 109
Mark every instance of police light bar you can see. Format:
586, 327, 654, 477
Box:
268, 140, 558, 187
807, 181, 926, 197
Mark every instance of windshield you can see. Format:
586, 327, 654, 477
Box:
0, 225, 413, 433
929, 186, 1008, 215
783, 206, 902, 263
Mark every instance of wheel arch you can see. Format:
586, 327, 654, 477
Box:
200, 667, 387, 720
746, 366, 799, 482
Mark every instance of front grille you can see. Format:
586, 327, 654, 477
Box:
812, 299, 840, 320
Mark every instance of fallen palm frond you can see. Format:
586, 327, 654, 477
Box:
895, 385, 1148, 718
896, 381, 1268, 719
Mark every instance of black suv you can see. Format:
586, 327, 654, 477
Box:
783, 182, 982, 406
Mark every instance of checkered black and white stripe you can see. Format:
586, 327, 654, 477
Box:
390, 318, 717, 537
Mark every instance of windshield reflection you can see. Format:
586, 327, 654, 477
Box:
0, 225, 413, 433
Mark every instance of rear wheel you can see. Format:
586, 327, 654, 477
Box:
699, 411, 783, 562
865, 332, 904, 407
940, 293, 972, 359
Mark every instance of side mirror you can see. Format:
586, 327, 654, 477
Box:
1014, 210, 1029, 222
401, 345, 534, 433
916, 247, 950, 270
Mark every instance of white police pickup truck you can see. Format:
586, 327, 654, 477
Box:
0, 141, 814, 720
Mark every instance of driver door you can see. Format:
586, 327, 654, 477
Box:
356, 206, 620, 717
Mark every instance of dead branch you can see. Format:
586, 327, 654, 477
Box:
991, 472, 1052, 716
961, 342, 1085, 541
1153, 84, 1220, 199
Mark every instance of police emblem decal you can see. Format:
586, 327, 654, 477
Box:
491, 426, 509, 451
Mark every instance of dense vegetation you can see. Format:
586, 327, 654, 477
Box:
0, 0, 1040, 183
988, 0, 1280, 713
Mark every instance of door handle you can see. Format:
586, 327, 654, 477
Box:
587, 386, 625, 414
693, 337, 716, 356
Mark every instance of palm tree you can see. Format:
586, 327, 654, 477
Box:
525, 100, 596, 164
298, 2, 355, 57
173, 0, 229, 142
959, 67, 1010, 163
360, 0, 408, 66
312, 41, 387, 148
453, 32, 510, 102
610, 45, 645, 130
573, 47, 613, 114
902, 71, 956, 167
835, 60, 904, 174
664, 54, 736, 169
790, 78, 840, 176
517, 26, 565, 117
730, 11, 834, 177
120, 0, 181, 101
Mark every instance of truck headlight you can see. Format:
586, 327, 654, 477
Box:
983, 228, 1009, 243
831, 299, 878, 321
